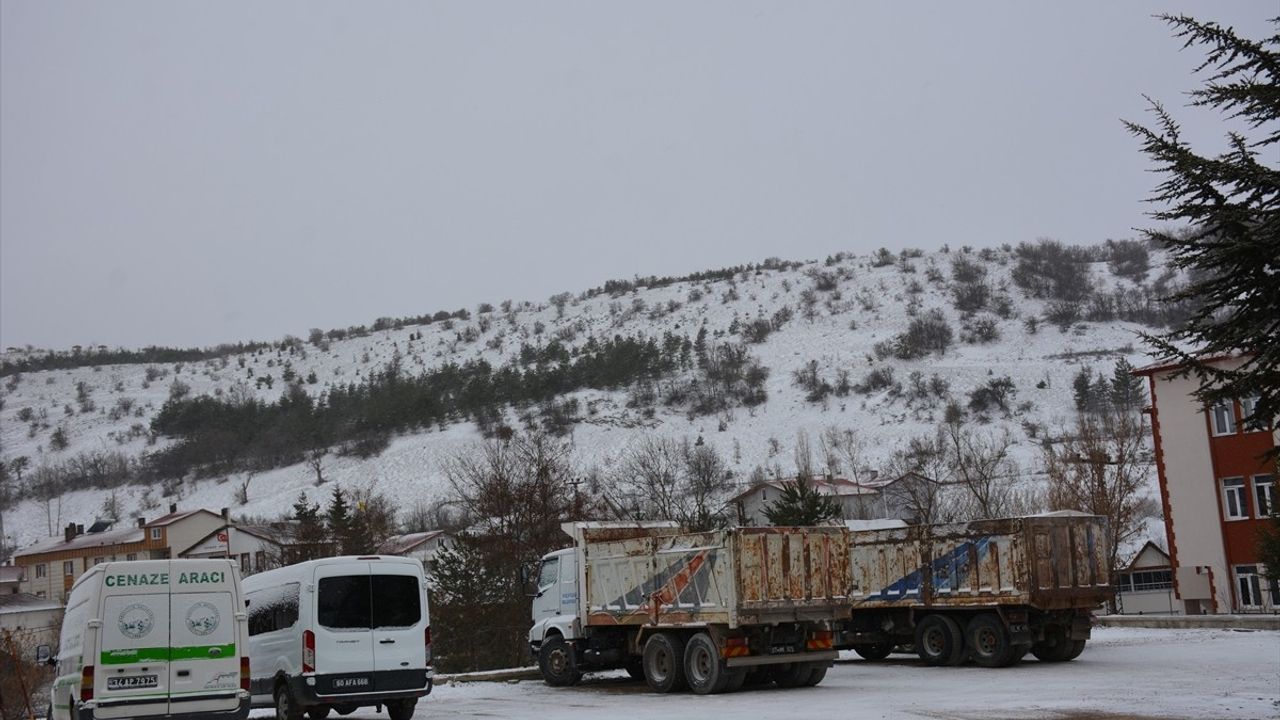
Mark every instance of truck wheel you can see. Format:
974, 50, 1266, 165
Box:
804, 664, 828, 686
625, 658, 646, 681
386, 698, 416, 720
275, 684, 304, 720
724, 669, 748, 693
642, 632, 688, 693
967, 614, 1015, 668
1030, 628, 1083, 662
853, 642, 894, 661
538, 635, 582, 686
915, 614, 966, 666
772, 662, 813, 688
683, 633, 730, 694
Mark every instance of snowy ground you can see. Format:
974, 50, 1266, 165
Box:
248, 627, 1278, 720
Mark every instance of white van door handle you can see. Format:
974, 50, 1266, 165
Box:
208, 647, 223, 657
379, 639, 396, 645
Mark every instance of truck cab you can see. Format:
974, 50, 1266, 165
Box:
528, 548, 579, 653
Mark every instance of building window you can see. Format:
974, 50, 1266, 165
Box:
1210, 402, 1236, 436
92, 557, 104, 566
150, 528, 162, 540
240, 554, 250, 573
1240, 395, 1264, 431
35, 564, 46, 579
63, 561, 74, 576
254, 551, 266, 571
126, 553, 137, 561
1222, 477, 1248, 520
1117, 569, 1173, 592
35, 591, 45, 598
1235, 565, 1264, 608
1255, 475, 1275, 518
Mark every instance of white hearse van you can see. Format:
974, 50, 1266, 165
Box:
242, 556, 432, 720
47, 558, 250, 720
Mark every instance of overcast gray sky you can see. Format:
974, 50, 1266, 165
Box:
1, 2, 1273, 350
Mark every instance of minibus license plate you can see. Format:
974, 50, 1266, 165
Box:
107, 674, 158, 690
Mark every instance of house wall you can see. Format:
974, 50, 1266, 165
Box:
1148, 359, 1277, 613
181, 527, 280, 576
17, 538, 160, 603
163, 513, 226, 556
0, 606, 63, 649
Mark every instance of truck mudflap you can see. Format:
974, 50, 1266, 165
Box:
725, 650, 838, 668
1069, 613, 1092, 641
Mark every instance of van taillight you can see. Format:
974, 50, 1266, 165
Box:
425, 626, 433, 666
303, 629, 315, 673
240, 656, 251, 692
80, 665, 94, 702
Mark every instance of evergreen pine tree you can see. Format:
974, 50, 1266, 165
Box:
1126, 16, 1280, 435
290, 492, 329, 562
1072, 368, 1094, 412
326, 486, 352, 548
1109, 358, 1146, 410
763, 476, 842, 526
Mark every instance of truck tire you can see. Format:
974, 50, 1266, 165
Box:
308, 708, 332, 720
804, 664, 828, 686
683, 632, 731, 694
538, 635, 583, 686
915, 614, 966, 666
724, 668, 748, 693
772, 662, 813, 688
853, 642, 894, 661
275, 683, 305, 720
967, 613, 1016, 668
1031, 628, 1084, 662
643, 632, 688, 693
625, 658, 646, 681
386, 698, 416, 720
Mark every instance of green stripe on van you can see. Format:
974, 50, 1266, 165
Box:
99, 643, 235, 664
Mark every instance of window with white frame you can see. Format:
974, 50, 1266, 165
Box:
1222, 477, 1248, 520
1210, 402, 1237, 436
1235, 565, 1264, 608
1255, 475, 1275, 518
63, 561, 74, 576
126, 553, 137, 561
1240, 395, 1265, 431
150, 527, 162, 540
35, 564, 46, 579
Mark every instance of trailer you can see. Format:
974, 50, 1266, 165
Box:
528, 521, 852, 694
836, 511, 1114, 667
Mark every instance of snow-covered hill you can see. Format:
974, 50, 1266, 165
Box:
0, 243, 1174, 554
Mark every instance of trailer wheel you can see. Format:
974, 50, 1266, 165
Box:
804, 664, 828, 686
538, 635, 582, 686
967, 613, 1017, 668
1063, 639, 1086, 660
915, 614, 966, 666
724, 668, 748, 693
642, 632, 688, 693
684, 633, 731, 694
852, 642, 894, 661
772, 662, 813, 688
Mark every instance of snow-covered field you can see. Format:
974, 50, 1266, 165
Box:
2, 246, 1171, 557
249, 627, 1279, 720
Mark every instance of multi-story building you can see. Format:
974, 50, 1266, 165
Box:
12, 505, 224, 603
1135, 354, 1277, 613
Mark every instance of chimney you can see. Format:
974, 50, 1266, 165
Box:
137, 517, 146, 528
77, 524, 84, 535
64, 523, 76, 543
169, 503, 177, 514
221, 507, 230, 522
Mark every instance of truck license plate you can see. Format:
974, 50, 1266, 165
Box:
770, 644, 795, 654
107, 674, 158, 690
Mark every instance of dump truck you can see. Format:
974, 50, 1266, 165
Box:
836, 511, 1114, 667
528, 521, 852, 694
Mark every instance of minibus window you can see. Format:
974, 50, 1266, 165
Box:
318, 576, 372, 629
371, 575, 421, 629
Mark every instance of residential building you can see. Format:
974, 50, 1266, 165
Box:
1114, 541, 1178, 615
12, 505, 224, 603
0, 566, 24, 594
0, 592, 63, 653
728, 476, 906, 526
182, 522, 301, 575
1135, 354, 1278, 613
377, 530, 456, 571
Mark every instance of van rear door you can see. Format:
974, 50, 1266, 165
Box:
313, 562, 376, 683
169, 577, 241, 715
370, 561, 427, 676
97, 591, 170, 718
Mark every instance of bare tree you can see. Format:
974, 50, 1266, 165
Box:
881, 434, 964, 525
1043, 411, 1158, 571
609, 436, 732, 531
819, 427, 875, 484
308, 450, 326, 486
941, 422, 1024, 520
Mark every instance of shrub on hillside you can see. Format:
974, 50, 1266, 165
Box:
1011, 238, 1093, 301
1106, 239, 1150, 282
875, 310, 954, 360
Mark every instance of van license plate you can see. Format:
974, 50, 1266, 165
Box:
107, 674, 158, 690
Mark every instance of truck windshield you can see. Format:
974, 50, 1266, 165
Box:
538, 558, 559, 591
318, 574, 421, 630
